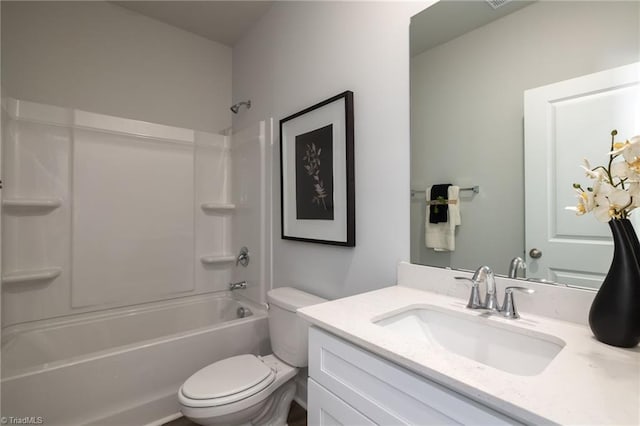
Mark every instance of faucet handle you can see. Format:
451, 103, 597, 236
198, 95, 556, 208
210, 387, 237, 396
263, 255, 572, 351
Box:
455, 277, 483, 309
501, 286, 534, 319
236, 247, 250, 267
505, 286, 535, 294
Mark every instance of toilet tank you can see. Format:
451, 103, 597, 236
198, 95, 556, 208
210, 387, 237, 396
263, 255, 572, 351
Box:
267, 287, 326, 367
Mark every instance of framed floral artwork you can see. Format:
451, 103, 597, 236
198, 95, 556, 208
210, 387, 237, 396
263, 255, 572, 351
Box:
279, 91, 355, 246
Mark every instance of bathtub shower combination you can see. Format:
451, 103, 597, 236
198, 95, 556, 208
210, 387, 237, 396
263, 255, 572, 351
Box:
0, 98, 272, 425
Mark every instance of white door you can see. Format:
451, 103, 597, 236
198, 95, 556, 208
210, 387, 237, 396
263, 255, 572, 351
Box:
524, 62, 640, 289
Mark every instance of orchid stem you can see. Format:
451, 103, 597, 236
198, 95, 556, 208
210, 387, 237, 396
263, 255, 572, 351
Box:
607, 131, 616, 186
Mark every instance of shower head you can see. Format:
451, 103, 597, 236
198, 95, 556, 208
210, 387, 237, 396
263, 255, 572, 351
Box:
230, 100, 251, 114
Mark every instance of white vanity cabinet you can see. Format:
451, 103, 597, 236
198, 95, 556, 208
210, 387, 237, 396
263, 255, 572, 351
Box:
307, 327, 520, 426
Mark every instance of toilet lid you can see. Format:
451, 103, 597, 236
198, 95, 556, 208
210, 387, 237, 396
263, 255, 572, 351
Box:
182, 354, 275, 401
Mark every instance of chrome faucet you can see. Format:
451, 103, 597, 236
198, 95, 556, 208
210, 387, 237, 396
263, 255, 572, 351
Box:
508, 257, 527, 279
456, 265, 499, 311
229, 280, 247, 290
456, 265, 534, 319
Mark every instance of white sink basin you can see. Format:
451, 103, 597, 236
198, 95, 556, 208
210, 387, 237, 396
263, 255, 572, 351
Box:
374, 306, 565, 376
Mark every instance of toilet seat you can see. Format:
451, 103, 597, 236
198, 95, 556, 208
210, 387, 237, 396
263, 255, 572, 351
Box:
180, 354, 276, 407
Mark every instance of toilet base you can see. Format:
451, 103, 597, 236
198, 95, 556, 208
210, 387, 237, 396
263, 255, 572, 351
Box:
180, 355, 298, 426
185, 399, 266, 426
182, 379, 296, 426
251, 379, 296, 426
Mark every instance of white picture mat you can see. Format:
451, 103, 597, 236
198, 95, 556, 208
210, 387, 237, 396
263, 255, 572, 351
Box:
282, 98, 348, 242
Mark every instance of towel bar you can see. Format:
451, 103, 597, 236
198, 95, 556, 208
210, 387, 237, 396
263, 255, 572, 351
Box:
411, 186, 479, 198
426, 199, 458, 205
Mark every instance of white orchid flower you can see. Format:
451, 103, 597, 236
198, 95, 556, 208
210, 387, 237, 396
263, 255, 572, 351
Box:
581, 158, 604, 180
626, 157, 640, 175
611, 160, 638, 180
609, 135, 640, 163
569, 132, 639, 221
593, 182, 631, 222
628, 181, 640, 208
566, 188, 596, 216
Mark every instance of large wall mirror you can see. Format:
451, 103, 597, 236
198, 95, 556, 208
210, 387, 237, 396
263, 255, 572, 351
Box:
410, 0, 640, 290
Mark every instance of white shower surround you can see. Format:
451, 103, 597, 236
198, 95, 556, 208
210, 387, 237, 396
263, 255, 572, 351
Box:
1, 97, 268, 325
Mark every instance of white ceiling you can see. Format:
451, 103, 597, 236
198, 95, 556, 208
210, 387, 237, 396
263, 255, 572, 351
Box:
114, 1, 536, 53
112, 1, 274, 47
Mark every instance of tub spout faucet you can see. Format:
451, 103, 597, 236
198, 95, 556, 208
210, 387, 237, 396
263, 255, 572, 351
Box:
229, 281, 247, 290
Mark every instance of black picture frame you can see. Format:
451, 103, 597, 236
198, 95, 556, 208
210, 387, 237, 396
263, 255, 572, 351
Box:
279, 91, 355, 246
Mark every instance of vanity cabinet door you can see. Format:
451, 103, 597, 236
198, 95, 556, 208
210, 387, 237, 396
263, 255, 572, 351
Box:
308, 379, 376, 426
309, 327, 520, 425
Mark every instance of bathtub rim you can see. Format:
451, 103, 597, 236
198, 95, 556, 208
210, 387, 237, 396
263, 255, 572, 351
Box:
1, 291, 267, 380
3, 290, 255, 338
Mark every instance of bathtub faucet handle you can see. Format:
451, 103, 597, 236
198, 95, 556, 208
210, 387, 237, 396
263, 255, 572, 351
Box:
236, 247, 250, 267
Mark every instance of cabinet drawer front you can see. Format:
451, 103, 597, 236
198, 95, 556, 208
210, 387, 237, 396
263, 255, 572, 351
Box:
308, 379, 376, 426
309, 327, 518, 426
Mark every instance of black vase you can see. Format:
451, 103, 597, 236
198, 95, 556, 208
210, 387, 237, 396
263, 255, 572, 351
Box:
588, 218, 640, 348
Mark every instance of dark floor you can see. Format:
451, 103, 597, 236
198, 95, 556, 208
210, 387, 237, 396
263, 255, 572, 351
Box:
164, 401, 307, 426
286, 401, 307, 426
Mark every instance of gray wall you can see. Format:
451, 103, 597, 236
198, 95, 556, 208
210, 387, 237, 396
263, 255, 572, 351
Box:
233, 1, 431, 300
1, 1, 232, 133
410, 1, 640, 275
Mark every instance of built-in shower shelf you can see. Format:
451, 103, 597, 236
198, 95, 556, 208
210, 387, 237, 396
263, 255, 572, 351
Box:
3, 198, 62, 211
200, 203, 236, 213
200, 255, 236, 265
2, 267, 62, 284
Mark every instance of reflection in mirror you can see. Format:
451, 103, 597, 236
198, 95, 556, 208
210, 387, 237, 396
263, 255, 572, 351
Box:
410, 0, 640, 289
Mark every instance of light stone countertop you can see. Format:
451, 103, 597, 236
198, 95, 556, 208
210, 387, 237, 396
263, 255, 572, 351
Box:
298, 285, 640, 425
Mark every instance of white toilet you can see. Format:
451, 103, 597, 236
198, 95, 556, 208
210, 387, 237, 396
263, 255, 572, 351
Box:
178, 287, 326, 426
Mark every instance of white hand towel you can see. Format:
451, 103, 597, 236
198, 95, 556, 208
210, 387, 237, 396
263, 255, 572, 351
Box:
425, 185, 461, 251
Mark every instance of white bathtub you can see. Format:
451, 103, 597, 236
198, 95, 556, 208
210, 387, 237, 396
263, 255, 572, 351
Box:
1, 292, 270, 425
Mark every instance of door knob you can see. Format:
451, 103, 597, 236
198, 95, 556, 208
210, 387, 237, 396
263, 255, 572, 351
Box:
529, 248, 542, 259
